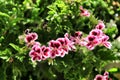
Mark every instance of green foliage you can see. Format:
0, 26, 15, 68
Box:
0, 0, 120, 80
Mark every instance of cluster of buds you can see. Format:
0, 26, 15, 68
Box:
94, 72, 112, 80
25, 21, 112, 61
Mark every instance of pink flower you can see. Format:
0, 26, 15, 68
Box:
87, 35, 99, 45
64, 33, 69, 38
87, 35, 96, 42
86, 42, 95, 50
56, 37, 73, 57
32, 44, 41, 53
30, 44, 51, 61
94, 72, 110, 80
64, 33, 76, 50
99, 35, 112, 49
60, 49, 67, 57
49, 40, 62, 58
65, 38, 76, 51
57, 38, 69, 52
29, 50, 42, 61
74, 31, 82, 38
29, 44, 42, 61
96, 21, 105, 30
94, 74, 103, 80
67, 31, 82, 46
25, 32, 38, 43
103, 41, 112, 49
104, 72, 109, 76
79, 39, 87, 46
41, 46, 50, 60
85, 35, 100, 50
34, 42, 41, 46
90, 29, 103, 37
50, 50, 58, 58
80, 6, 90, 17
49, 40, 61, 49
57, 37, 74, 51
101, 35, 109, 42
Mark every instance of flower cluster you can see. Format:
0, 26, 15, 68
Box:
80, 6, 90, 17
82, 21, 112, 50
25, 32, 75, 61
25, 21, 112, 61
66, 21, 112, 50
94, 72, 112, 80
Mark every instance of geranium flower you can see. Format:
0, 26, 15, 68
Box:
49, 40, 62, 58
80, 6, 90, 17
56, 37, 72, 57
64, 34, 76, 50
99, 35, 112, 49
69, 31, 82, 45
90, 29, 103, 37
94, 72, 110, 80
29, 44, 42, 61
103, 41, 112, 49
29, 50, 42, 61
95, 21, 105, 30
41, 46, 50, 60
85, 35, 100, 50
94, 74, 103, 80
25, 32, 38, 43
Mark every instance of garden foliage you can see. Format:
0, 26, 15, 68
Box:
0, 0, 120, 80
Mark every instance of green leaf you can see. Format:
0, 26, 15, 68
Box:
108, 68, 118, 72
0, 49, 12, 61
0, 12, 10, 18
9, 43, 20, 52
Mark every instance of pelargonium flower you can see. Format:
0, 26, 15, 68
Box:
49, 40, 62, 58
74, 31, 82, 38
60, 49, 67, 57
30, 44, 51, 61
80, 6, 90, 17
94, 74, 103, 80
29, 43, 43, 61
32, 44, 41, 53
85, 35, 100, 50
29, 50, 41, 61
94, 72, 110, 80
34, 41, 41, 46
29, 45, 42, 61
102, 41, 112, 49
41, 46, 51, 60
56, 37, 75, 57
95, 21, 105, 30
104, 72, 109, 76
99, 35, 112, 49
25, 32, 38, 43
87, 35, 96, 42
100, 35, 109, 42
57, 38, 69, 53
88, 35, 100, 45
86, 42, 95, 50
90, 29, 103, 37
64, 33, 76, 50
69, 31, 82, 45
79, 39, 88, 46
